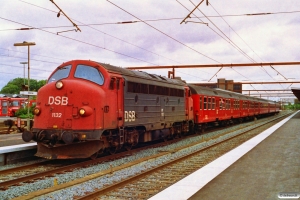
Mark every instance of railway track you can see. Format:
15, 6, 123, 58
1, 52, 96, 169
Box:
0, 160, 79, 189
0, 137, 178, 191
2, 111, 291, 200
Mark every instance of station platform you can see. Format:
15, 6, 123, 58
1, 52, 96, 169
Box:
0, 132, 30, 147
150, 111, 300, 200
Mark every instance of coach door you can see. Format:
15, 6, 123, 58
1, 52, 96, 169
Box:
1, 100, 8, 116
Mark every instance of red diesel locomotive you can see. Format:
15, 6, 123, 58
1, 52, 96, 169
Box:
22, 60, 280, 159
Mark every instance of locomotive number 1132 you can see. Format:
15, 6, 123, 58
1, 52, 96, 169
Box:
52, 113, 62, 118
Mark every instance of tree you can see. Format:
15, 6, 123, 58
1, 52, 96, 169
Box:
0, 78, 47, 94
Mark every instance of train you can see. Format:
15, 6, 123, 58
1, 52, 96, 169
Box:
0, 97, 27, 117
22, 60, 280, 159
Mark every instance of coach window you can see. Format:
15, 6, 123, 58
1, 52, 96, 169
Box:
208, 97, 211, 110
75, 65, 104, 85
48, 65, 71, 83
219, 99, 223, 110
226, 99, 228, 109
9, 101, 19, 107
204, 97, 207, 110
212, 98, 215, 110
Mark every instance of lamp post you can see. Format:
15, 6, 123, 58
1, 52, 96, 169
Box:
20, 62, 28, 86
14, 41, 36, 131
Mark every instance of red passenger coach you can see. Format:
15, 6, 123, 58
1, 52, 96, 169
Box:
188, 85, 279, 132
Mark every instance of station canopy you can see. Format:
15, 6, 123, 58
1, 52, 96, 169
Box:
291, 88, 300, 101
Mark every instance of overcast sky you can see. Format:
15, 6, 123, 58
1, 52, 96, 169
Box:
1, 0, 300, 101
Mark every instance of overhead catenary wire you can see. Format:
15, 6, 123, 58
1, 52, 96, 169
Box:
204, 2, 274, 93
0, 63, 53, 73
0, 47, 66, 61
0, 53, 61, 65
17, 0, 182, 65
107, 0, 221, 64
1, 2, 208, 81
14, 0, 210, 80
177, 0, 255, 83
209, 2, 289, 89
188, 0, 257, 63
177, 0, 258, 90
0, 16, 160, 66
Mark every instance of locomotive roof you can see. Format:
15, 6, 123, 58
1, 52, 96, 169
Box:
97, 62, 186, 86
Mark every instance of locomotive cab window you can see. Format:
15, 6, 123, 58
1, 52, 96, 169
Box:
74, 65, 104, 85
109, 78, 115, 90
48, 65, 72, 83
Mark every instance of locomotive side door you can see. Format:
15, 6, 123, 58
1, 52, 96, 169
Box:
116, 77, 124, 127
104, 76, 124, 129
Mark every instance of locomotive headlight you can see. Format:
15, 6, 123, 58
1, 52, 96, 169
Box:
55, 81, 63, 89
79, 108, 86, 116
78, 106, 93, 117
33, 107, 41, 116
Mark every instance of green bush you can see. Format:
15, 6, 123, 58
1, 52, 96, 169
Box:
15, 105, 35, 119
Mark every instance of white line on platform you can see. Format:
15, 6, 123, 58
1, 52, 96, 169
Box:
0, 143, 37, 154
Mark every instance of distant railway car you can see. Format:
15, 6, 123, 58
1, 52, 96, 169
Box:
8, 97, 27, 117
22, 60, 279, 160
0, 97, 27, 117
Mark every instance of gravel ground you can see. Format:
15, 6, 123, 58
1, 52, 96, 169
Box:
0, 111, 292, 200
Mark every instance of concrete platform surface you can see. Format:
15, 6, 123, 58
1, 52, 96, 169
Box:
0, 133, 32, 147
150, 111, 300, 200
